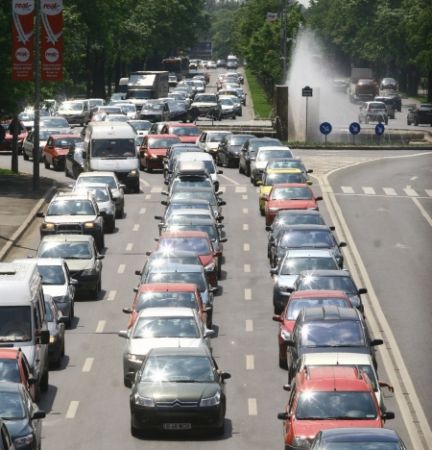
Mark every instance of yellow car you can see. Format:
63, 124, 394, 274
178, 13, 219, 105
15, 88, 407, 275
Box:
257, 168, 311, 215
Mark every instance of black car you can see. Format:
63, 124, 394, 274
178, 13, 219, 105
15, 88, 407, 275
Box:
285, 306, 383, 381
374, 96, 397, 119
44, 297, 65, 369
217, 134, 255, 168
0, 382, 45, 450
238, 137, 281, 176
129, 347, 230, 436
64, 142, 85, 179
407, 103, 432, 126
310, 428, 407, 450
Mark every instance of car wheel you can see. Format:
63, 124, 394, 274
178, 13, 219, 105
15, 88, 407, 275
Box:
40, 368, 49, 391
414, 120, 418, 126
43, 157, 49, 169
407, 119, 410, 125
131, 416, 142, 438
23, 151, 29, 161
108, 218, 115, 233
214, 421, 225, 437
239, 164, 244, 174
67, 306, 74, 329
260, 206, 264, 216
96, 235, 104, 251
279, 347, 288, 369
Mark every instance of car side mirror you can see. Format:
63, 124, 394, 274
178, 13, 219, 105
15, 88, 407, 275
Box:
28, 376, 37, 385
161, 200, 168, 206
36, 211, 45, 218
315, 196, 323, 201
282, 384, 291, 391
161, 191, 169, 196
265, 225, 271, 231
154, 215, 163, 220
358, 288, 368, 295
286, 339, 295, 347
32, 410, 46, 420
272, 315, 282, 322
307, 169, 313, 173
339, 241, 347, 247
329, 226, 335, 231
270, 268, 278, 275
210, 286, 219, 294
119, 184, 126, 190
220, 237, 227, 243
371, 338, 384, 346
118, 330, 129, 339
221, 372, 231, 381
39, 329, 50, 345
145, 251, 151, 256
256, 180, 263, 186
125, 371, 136, 387
286, 287, 294, 293
217, 170, 223, 174
277, 412, 289, 420
97, 255, 104, 260
134, 270, 141, 276
383, 411, 395, 420
133, 287, 138, 293
122, 307, 132, 314
204, 329, 215, 338
218, 200, 226, 206
70, 278, 79, 285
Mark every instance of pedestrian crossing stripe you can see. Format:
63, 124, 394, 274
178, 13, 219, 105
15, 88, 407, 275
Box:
336, 186, 432, 198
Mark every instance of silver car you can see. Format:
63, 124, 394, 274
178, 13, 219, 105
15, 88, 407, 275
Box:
119, 307, 214, 386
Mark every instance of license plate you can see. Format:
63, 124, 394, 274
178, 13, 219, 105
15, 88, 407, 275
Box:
163, 423, 191, 430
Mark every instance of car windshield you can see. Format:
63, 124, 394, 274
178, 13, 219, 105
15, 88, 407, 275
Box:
170, 127, 200, 137
129, 121, 151, 131
147, 271, 206, 292
120, 104, 135, 113
195, 95, 217, 103
76, 176, 117, 189
279, 230, 333, 248
133, 317, 200, 339
159, 237, 210, 254
38, 241, 92, 259
0, 306, 32, 342
264, 173, 305, 185
143, 102, 164, 111
55, 137, 82, 148
271, 186, 312, 200
369, 103, 386, 110
167, 203, 210, 214
80, 187, 110, 202
137, 292, 198, 311
250, 139, 280, 152
41, 117, 69, 128
287, 298, 350, 320
268, 160, 304, 170
60, 102, 83, 111
229, 136, 251, 145
295, 391, 377, 420
37, 264, 65, 285
140, 355, 216, 383
209, 133, 229, 143
91, 138, 136, 158
167, 224, 218, 241
300, 321, 365, 347
99, 107, 122, 114
273, 213, 324, 227
171, 191, 216, 205
148, 138, 179, 148
0, 360, 20, 383
172, 179, 212, 190
257, 149, 293, 161
0, 391, 26, 420
298, 275, 357, 294
47, 199, 95, 216
280, 256, 338, 275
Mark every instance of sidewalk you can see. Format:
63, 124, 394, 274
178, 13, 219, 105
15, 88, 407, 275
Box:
0, 173, 55, 260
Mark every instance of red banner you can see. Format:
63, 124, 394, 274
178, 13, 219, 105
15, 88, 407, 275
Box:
41, 0, 63, 81
11, 0, 35, 81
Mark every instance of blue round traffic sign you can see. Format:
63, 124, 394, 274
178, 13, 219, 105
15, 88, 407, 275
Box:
319, 122, 332, 135
375, 123, 385, 136
349, 122, 361, 135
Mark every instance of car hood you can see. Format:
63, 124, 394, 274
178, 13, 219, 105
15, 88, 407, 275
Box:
228, 145, 242, 154
2, 418, 32, 441
65, 258, 95, 271
42, 285, 67, 298
275, 274, 298, 289
128, 338, 204, 356
268, 199, 317, 210
178, 136, 198, 144
45, 215, 97, 224
137, 382, 218, 403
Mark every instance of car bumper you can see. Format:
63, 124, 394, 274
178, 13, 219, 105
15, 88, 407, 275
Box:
115, 171, 140, 190
143, 156, 164, 170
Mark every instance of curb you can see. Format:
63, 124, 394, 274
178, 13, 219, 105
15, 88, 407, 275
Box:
0, 185, 57, 261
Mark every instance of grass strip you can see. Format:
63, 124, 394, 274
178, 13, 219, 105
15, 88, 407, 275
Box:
245, 68, 272, 119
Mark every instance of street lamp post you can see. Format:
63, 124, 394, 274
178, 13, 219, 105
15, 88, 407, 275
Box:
33, 0, 41, 191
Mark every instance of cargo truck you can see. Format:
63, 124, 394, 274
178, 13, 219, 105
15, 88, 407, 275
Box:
126, 71, 169, 110
348, 68, 378, 103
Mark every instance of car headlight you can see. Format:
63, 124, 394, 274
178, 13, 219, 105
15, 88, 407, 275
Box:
200, 391, 221, 407
281, 330, 291, 341
14, 433, 34, 447
42, 222, 55, 230
204, 262, 216, 272
269, 207, 279, 212
49, 335, 57, 344
84, 222, 95, 229
134, 393, 155, 407
128, 353, 144, 364
129, 170, 138, 176
292, 436, 312, 448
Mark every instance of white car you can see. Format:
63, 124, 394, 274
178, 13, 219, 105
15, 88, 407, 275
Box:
197, 130, 232, 158
119, 307, 214, 386
250, 145, 295, 185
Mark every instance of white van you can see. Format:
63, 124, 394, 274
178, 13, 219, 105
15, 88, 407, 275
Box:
176, 151, 222, 191
82, 122, 140, 193
0, 262, 50, 397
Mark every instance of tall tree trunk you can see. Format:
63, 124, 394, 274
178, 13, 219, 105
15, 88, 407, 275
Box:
427, 69, 432, 102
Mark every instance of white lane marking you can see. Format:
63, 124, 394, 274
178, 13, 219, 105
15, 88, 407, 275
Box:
341, 186, 354, 194
411, 176, 418, 181
133, 224, 140, 231
412, 198, 432, 228
404, 186, 418, 197
140, 177, 150, 187
248, 398, 258, 416
95, 320, 106, 333
235, 186, 247, 193
126, 243, 133, 251
383, 187, 397, 196
242, 194, 248, 200
245, 319, 253, 332
244, 288, 252, 301
145, 194, 151, 200
151, 187, 162, 193
242, 208, 249, 214
243, 224, 249, 231
362, 186, 376, 195
65, 401, 79, 419
82, 357, 94, 373
106, 290, 116, 302
246, 355, 255, 370
243, 243, 250, 252
117, 264, 126, 274
244, 264, 251, 273
139, 207, 146, 215
219, 173, 240, 185
425, 189, 432, 197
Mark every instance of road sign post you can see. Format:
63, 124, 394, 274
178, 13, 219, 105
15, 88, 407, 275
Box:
302, 86, 313, 142
319, 122, 332, 145
349, 122, 361, 145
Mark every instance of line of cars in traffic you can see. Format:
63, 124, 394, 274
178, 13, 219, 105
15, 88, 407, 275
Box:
230, 136, 406, 448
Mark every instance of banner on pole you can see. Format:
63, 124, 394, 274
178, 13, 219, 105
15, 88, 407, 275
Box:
11, 0, 35, 81
41, 0, 63, 81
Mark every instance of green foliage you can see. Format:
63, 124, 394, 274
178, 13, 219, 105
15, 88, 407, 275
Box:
245, 68, 272, 119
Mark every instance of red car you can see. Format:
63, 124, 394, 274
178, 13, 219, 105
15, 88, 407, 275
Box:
264, 183, 322, 226
157, 230, 219, 288
0, 348, 38, 401
139, 134, 180, 172
278, 366, 395, 449
0, 120, 27, 152
272, 290, 353, 369
43, 134, 83, 171
160, 122, 201, 144
123, 282, 208, 329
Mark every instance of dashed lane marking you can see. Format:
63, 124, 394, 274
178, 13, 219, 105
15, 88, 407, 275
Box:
244, 264, 251, 273
243, 224, 249, 231
244, 288, 252, 301
145, 194, 151, 200
246, 355, 255, 370
139, 178, 150, 187
117, 264, 126, 274
404, 186, 418, 197
139, 207, 146, 215
243, 243, 250, 252
106, 290, 116, 302
151, 187, 162, 193
383, 187, 397, 196
219, 186, 226, 193
219, 173, 240, 185
341, 186, 354, 194
65, 401, 79, 419
82, 357, 94, 373
126, 243, 133, 251
242, 207, 249, 214
235, 186, 247, 193
248, 398, 258, 416
425, 189, 432, 197
95, 320, 106, 333
242, 194, 248, 200
362, 186, 376, 195
245, 319, 253, 332
133, 224, 140, 231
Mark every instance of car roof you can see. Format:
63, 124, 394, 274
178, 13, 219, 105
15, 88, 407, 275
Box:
39, 234, 94, 243
301, 352, 373, 366
147, 134, 179, 139
166, 217, 216, 226
138, 283, 198, 293
299, 305, 360, 322
14, 257, 65, 267
161, 230, 210, 239
266, 168, 302, 174
178, 152, 213, 161
289, 290, 350, 300
147, 346, 211, 358
271, 183, 311, 189
320, 428, 401, 442
284, 249, 335, 258
137, 307, 196, 318
52, 192, 94, 202
148, 263, 203, 273
299, 269, 351, 278
0, 348, 22, 359
257, 146, 291, 151
280, 224, 332, 232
